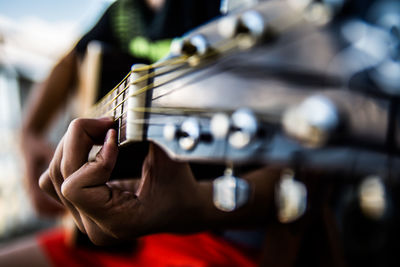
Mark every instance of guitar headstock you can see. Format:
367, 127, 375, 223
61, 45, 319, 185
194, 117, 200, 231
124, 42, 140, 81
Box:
104, 0, 399, 179
168, 0, 330, 66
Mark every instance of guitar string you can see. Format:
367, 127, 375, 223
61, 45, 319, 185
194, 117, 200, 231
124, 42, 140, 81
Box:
94, 37, 242, 119
94, 10, 307, 119
91, 7, 308, 120
90, 56, 189, 114
94, 61, 189, 116
114, 106, 282, 129
91, 47, 220, 118
91, 56, 186, 108
116, 106, 222, 119
101, 67, 193, 118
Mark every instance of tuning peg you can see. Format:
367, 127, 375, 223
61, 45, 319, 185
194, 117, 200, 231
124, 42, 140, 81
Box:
282, 95, 339, 147
229, 108, 258, 149
218, 10, 267, 48
218, 16, 241, 39
163, 123, 177, 141
213, 167, 250, 212
178, 118, 201, 151
210, 113, 231, 139
275, 169, 307, 223
240, 10, 266, 39
359, 175, 387, 220
170, 34, 210, 57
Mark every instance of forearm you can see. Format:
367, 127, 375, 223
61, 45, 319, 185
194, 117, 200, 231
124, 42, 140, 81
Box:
22, 48, 79, 136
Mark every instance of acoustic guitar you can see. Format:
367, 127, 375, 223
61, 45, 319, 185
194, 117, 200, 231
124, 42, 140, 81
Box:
69, 1, 400, 264
76, 0, 400, 219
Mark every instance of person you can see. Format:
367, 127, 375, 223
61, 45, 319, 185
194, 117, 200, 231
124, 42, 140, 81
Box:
20, 0, 221, 218
1, 0, 271, 266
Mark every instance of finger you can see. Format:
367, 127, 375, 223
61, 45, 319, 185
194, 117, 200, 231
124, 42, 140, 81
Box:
61, 128, 118, 208
61, 117, 115, 178
47, 137, 86, 233
38, 169, 61, 203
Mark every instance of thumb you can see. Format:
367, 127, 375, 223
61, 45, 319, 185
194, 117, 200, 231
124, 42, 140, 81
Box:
61, 129, 118, 208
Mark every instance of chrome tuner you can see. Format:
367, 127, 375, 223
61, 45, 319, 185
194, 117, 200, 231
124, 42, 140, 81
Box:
220, 0, 259, 14
218, 10, 265, 48
171, 34, 210, 57
189, 35, 210, 56
359, 175, 387, 220
275, 169, 307, 223
163, 123, 177, 141
282, 95, 339, 147
178, 118, 201, 151
210, 113, 231, 139
218, 16, 240, 39
229, 108, 258, 149
240, 10, 265, 39
213, 167, 250, 212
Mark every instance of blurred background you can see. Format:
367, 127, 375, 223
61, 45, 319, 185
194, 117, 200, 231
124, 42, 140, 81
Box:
0, 1, 399, 265
0, 0, 114, 244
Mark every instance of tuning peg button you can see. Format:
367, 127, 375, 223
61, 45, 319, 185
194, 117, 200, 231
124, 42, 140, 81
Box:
163, 123, 177, 141
229, 108, 258, 149
219, 10, 267, 48
359, 175, 387, 220
218, 16, 241, 39
171, 34, 210, 57
283, 95, 339, 147
240, 10, 265, 39
179, 118, 201, 150
213, 168, 250, 212
275, 169, 307, 223
210, 113, 231, 139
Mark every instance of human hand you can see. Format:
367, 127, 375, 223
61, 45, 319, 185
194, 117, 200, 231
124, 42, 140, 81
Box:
20, 132, 64, 217
39, 117, 203, 245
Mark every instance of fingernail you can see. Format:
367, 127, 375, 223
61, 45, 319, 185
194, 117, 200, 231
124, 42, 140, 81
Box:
105, 129, 116, 144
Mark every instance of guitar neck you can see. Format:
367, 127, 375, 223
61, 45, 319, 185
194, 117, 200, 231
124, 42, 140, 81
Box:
88, 56, 193, 145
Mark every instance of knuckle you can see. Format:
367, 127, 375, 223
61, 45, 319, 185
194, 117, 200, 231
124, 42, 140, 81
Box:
67, 118, 91, 138
48, 163, 61, 182
68, 118, 84, 132
60, 179, 75, 201
60, 158, 73, 179
38, 171, 50, 191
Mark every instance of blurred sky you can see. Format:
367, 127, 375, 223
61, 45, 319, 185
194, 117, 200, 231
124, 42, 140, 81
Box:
0, 0, 110, 22
0, 0, 115, 80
